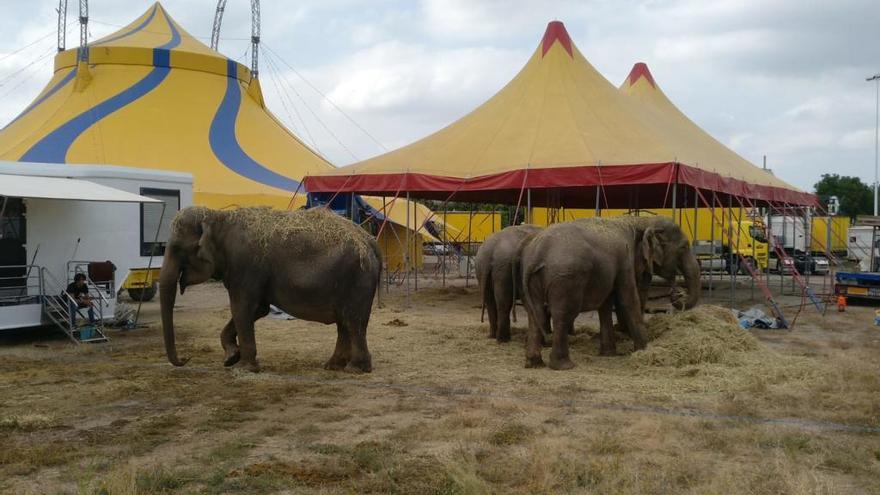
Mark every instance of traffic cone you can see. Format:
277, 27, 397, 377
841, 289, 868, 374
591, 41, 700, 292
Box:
837, 295, 846, 312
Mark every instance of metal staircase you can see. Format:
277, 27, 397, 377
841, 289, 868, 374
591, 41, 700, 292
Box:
40, 267, 108, 343
766, 235, 825, 313
697, 190, 790, 327
733, 250, 789, 328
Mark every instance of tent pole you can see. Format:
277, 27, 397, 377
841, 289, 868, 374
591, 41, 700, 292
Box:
734, 197, 745, 308
693, 188, 699, 298
466, 204, 474, 287
442, 202, 447, 288
595, 185, 601, 217
709, 192, 716, 301
671, 182, 678, 222
728, 195, 735, 308
405, 192, 411, 307
414, 198, 419, 292
383, 196, 390, 295
527, 188, 532, 224
803, 206, 812, 286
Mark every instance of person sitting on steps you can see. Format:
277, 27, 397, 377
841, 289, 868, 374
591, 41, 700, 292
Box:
66, 273, 96, 327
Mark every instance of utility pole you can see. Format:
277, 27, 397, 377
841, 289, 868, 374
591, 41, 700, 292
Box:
868, 73, 880, 216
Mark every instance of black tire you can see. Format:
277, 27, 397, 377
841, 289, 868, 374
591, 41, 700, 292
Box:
127, 284, 157, 302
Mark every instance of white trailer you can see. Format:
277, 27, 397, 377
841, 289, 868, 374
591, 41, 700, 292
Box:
848, 225, 879, 271
0, 162, 192, 340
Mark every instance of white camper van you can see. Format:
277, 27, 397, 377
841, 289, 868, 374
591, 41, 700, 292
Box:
0, 162, 192, 341
848, 225, 879, 271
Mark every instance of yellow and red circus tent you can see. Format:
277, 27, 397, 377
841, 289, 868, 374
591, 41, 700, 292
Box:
0, 2, 330, 209
305, 21, 814, 207
617, 62, 803, 205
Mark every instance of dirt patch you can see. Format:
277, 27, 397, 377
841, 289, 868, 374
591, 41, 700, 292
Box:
384, 318, 408, 327
1, 279, 879, 494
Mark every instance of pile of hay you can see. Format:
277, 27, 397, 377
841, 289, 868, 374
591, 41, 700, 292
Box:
632, 305, 759, 367
174, 206, 376, 264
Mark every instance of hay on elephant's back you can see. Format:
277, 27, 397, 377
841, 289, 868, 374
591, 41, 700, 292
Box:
227, 207, 375, 264
632, 305, 759, 367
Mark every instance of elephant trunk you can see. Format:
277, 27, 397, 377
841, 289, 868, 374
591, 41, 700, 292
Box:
678, 250, 702, 310
159, 252, 188, 366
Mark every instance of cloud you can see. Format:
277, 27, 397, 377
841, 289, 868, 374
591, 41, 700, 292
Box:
1, 0, 878, 190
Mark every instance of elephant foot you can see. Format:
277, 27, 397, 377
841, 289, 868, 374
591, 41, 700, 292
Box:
344, 359, 373, 373
323, 357, 348, 371
223, 349, 241, 367
599, 345, 617, 357
525, 355, 545, 368
548, 356, 576, 370
496, 335, 511, 344
633, 339, 648, 352
233, 360, 261, 373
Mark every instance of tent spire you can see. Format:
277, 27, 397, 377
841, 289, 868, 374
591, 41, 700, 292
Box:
541, 21, 573, 58
626, 62, 656, 88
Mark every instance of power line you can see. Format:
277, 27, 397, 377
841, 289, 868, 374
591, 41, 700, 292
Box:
0, 46, 57, 89
263, 49, 321, 153
263, 42, 387, 153
0, 29, 57, 65
263, 48, 359, 161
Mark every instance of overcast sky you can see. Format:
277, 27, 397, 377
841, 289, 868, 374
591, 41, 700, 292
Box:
0, 0, 878, 192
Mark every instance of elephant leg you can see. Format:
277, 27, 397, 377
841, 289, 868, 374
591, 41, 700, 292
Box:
486, 291, 498, 339
598, 299, 616, 356
221, 318, 240, 367
495, 290, 513, 343
324, 322, 351, 371
346, 314, 373, 373
523, 293, 547, 368
548, 311, 576, 370
230, 297, 261, 372
540, 309, 552, 348
615, 275, 648, 351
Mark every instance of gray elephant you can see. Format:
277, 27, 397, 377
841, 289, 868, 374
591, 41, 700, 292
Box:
475, 224, 543, 342
159, 206, 382, 373
521, 216, 700, 370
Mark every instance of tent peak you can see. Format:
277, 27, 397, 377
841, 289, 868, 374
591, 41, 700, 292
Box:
626, 62, 656, 88
541, 21, 573, 58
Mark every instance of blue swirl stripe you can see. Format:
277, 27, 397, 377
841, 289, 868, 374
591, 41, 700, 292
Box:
209, 59, 302, 191
20, 9, 181, 163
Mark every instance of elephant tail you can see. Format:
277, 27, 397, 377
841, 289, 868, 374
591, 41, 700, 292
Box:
521, 260, 549, 336
369, 238, 383, 308
510, 260, 518, 323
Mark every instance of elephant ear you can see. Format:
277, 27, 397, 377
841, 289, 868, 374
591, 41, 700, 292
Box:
641, 226, 664, 275
196, 221, 215, 265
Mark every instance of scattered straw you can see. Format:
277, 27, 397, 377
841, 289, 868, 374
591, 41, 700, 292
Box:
633, 305, 759, 367
384, 318, 408, 327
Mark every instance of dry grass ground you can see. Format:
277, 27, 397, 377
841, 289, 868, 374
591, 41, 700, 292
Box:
1, 276, 879, 494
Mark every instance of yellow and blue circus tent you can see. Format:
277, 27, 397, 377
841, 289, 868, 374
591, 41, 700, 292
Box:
0, 2, 331, 209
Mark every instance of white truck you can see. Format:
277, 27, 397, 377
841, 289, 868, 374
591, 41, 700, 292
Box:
0, 162, 192, 340
847, 224, 880, 272
767, 214, 829, 275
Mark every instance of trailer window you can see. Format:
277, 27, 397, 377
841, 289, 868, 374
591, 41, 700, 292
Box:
140, 188, 180, 256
